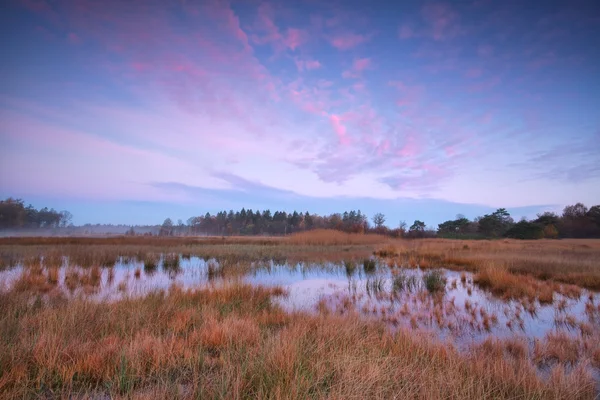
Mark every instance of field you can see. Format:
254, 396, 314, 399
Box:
1, 231, 600, 399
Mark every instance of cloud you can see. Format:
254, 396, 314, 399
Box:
329, 114, 350, 145
329, 32, 370, 50
295, 58, 322, 72
512, 131, 600, 183
8, 0, 600, 212
67, 32, 80, 44
342, 57, 371, 78
421, 3, 463, 40
251, 3, 306, 52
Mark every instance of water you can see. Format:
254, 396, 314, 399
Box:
2, 255, 599, 349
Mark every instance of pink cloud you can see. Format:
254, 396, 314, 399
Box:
67, 32, 80, 44
329, 32, 369, 50
353, 58, 371, 71
377, 139, 391, 156
283, 28, 306, 50
252, 4, 305, 52
305, 60, 321, 70
329, 114, 350, 145
421, 3, 462, 40
444, 146, 457, 156
398, 135, 419, 157
342, 57, 371, 78
389, 81, 425, 110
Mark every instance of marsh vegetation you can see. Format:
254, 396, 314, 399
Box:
1, 232, 600, 398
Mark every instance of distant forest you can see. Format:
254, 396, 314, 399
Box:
1, 197, 599, 239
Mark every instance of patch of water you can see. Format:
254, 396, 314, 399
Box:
2, 255, 599, 349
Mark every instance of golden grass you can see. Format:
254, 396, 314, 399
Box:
0, 281, 595, 399
287, 229, 389, 245
375, 238, 600, 294
474, 266, 554, 303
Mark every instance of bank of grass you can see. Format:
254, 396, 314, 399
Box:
0, 282, 595, 399
287, 229, 390, 245
375, 238, 600, 298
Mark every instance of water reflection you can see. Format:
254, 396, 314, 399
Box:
1, 254, 598, 349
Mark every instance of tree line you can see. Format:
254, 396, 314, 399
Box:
154, 202, 600, 239
436, 203, 600, 239
2, 197, 599, 239
0, 198, 72, 230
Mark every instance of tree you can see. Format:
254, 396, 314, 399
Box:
438, 217, 470, 235
478, 208, 513, 237
504, 220, 544, 239
59, 211, 73, 228
410, 220, 425, 232
543, 224, 559, 239
160, 218, 174, 236
372, 213, 386, 228
534, 212, 559, 227
587, 205, 600, 226
563, 203, 588, 219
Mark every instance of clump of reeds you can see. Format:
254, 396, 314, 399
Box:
64, 269, 81, 291
13, 267, 52, 293
207, 261, 223, 280
47, 266, 59, 285
392, 270, 419, 293
162, 254, 180, 270
365, 277, 385, 296
423, 270, 446, 293
474, 266, 555, 303
144, 256, 158, 274
363, 259, 376, 274
375, 245, 398, 258
344, 260, 357, 277
533, 332, 581, 366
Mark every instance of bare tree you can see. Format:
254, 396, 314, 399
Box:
372, 213, 386, 228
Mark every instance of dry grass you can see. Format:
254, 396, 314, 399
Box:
0, 281, 595, 399
474, 266, 554, 303
2, 235, 600, 301
287, 229, 389, 245
375, 238, 600, 296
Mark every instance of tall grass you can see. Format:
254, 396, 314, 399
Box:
0, 281, 594, 399
392, 270, 419, 292
474, 266, 554, 303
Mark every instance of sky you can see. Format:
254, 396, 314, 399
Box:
1, 0, 599, 226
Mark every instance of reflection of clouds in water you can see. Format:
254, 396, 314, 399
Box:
275, 279, 348, 311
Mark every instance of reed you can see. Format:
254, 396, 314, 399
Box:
0, 281, 595, 399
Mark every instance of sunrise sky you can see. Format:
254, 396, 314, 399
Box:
1, 0, 599, 226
